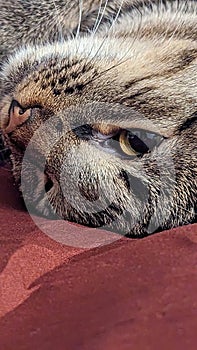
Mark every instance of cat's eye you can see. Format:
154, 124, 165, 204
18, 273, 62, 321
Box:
75, 124, 164, 158
119, 130, 149, 156
91, 127, 163, 158
5, 100, 32, 133
117, 129, 164, 157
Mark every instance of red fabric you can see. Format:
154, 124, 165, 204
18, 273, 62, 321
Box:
0, 166, 197, 350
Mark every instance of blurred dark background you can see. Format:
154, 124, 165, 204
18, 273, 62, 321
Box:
0, 132, 10, 166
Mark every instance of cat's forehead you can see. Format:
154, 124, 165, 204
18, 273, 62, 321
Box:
0, 42, 103, 111
0, 43, 90, 92
1, 34, 144, 98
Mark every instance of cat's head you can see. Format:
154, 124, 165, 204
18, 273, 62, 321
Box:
0, 35, 196, 236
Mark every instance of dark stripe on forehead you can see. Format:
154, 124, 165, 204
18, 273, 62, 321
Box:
119, 87, 154, 104
178, 113, 197, 132
123, 48, 197, 93
117, 86, 181, 123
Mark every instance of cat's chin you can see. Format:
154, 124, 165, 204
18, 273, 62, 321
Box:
20, 189, 155, 238
17, 162, 197, 238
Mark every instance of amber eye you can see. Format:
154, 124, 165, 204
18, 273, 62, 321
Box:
118, 129, 163, 157
119, 130, 147, 156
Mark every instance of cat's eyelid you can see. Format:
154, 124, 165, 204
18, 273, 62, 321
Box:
20, 103, 43, 110
10, 99, 43, 111
5, 100, 32, 134
127, 128, 160, 135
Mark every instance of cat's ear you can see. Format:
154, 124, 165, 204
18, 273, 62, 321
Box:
4, 100, 31, 134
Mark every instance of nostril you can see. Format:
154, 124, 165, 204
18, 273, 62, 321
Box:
45, 178, 54, 193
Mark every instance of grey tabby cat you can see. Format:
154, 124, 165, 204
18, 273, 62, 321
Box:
0, 0, 196, 237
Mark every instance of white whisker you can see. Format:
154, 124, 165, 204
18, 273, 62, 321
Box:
89, 0, 124, 65
93, 0, 109, 35
76, 0, 84, 39
92, 0, 103, 32
88, 9, 143, 84
51, 0, 63, 41
110, 0, 124, 31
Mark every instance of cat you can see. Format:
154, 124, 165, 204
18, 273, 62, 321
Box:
0, 0, 196, 237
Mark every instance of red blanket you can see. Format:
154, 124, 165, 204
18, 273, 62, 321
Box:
0, 166, 197, 350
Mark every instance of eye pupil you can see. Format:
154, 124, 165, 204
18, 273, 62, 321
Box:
128, 133, 149, 154
118, 129, 163, 158
19, 108, 25, 115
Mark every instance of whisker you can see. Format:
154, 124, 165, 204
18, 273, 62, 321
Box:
87, 9, 143, 86
51, 0, 64, 41
92, 0, 103, 33
76, 0, 84, 39
91, 56, 131, 83
88, 0, 124, 66
82, 0, 110, 69
110, 0, 124, 31
93, 0, 109, 35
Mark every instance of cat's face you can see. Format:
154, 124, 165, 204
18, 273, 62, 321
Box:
0, 36, 197, 236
